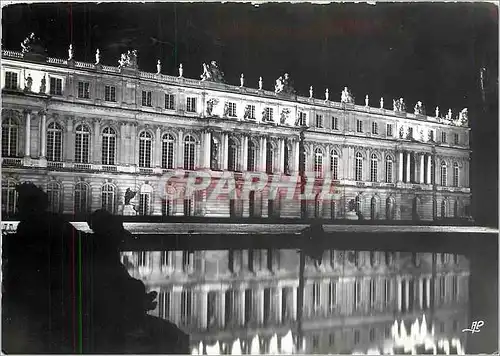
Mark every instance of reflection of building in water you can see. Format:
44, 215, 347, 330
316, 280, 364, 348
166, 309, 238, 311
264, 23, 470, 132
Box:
123, 249, 470, 354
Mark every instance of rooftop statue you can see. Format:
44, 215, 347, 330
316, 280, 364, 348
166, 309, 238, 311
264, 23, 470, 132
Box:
68, 44, 74, 61
445, 109, 453, 121
258, 76, 263, 90
435, 106, 440, 118
456, 108, 469, 127
179, 63, 184, 77
240, 73, 244, 87
309, 86, 313, 98
380, 97, 384, 109
414, 101, 425, 115
325, 88, 329, 101
275, 73, 295, 95
393, 98, 406, 112
95, 49, 100, 65
201, 61, 224, 83
20, 32, 45, 56
118, 50, 138, 69
156, 59, 161, 74
365, 95, 369, 107
341, 87, 354, 104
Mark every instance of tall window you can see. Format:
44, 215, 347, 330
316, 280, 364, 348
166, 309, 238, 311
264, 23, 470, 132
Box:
384, 279, 391, 306
247, 140, 256, 171
328, 281, 337, 312
454, 133, 459, 145
264, 107, 274, 122
355, 152, 363, 181
354, 280, 361, 310
386, 123, 393, 137
245, 105, 256, 120
139, 131, 152, 168
314, 148, 323, 178
330, 150, 339, 180
74, 124, 90, 163
312, 283, 321, 312
369, 279, 376, 307
47, 181, 61, 213
440, 161, 448, 186
104, 85, 116, 102
102, 184, 115, 213
332, 116, 339, 130
161, 133, 175, 169
227, 102, 237, 117
428, 130, 435, 142
370, 154, 378, 182
2, 117, 18, 157
158, 291, 171, 319
228, 138, 237, 171
452, 162, 459, 187
183, 198, 193, 216
370, 196, 377, 220
102, 127, 116, 165
181, 290, 192, 323
430, 158, 435, 184
439, 276, 446, 303
298, 112, 306, 126
186, 97, 197, 112
74, 182, 89, 215
165, 93, 175, 110
407, 127, 413, 139
139, 192, 151, 215
315, 114, 323, 128
372, 122, 378, 135
5, 71, 18, 90
47, 122, 63, 162
141, 90, 152, 107
452, 275, 458, 301
266, 142, 274, 174
386, 197, 395, 220
184, 135, 196, 170
441, 132, 447, 143
49, 77, 62, 95
441, 200, 447, 218
385, 156, 393, 183
356, 120, 363, 133
1, 180, 18, 215
77, 81, 90, 99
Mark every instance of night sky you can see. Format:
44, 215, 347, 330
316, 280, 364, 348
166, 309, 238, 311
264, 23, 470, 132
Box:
2, 2, 498, 226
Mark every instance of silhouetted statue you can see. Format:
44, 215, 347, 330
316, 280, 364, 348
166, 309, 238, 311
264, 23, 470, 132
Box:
2, 183, 189, 354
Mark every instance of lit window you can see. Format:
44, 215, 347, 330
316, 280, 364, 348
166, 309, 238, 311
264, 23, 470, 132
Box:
47, 122, 63, 162
355, 152, 363, 181
138, 131, 152, 168
452, 162, 459, 187
183, 135, 196, 170
165, 93, 175, 110
315, 114, 323, 128
141, 90, 152, 107
228, 138, 238, 171
104, 85, 116, 102
372, 122, 378, 135
385, 156, 393, 183
77, 81, 90, 99
2, 116, 18, 157
370, 153, 378, 182
247, 140, 256, 171
74, 124, 90, 163
161, 133, 175, 169
47, 181, 61, 213
101, 184, 115, 213
4, 71, 18, 90
186, 97, 197, 112
101, 127, 116, 165
314, 148, 323, 178
49, 77, 62, 95
1, 180, 18, 215
332, 116, 338, 130
330, 150, 339, 180
74, 182, 89, 215
386, 123, 393, 137
356, 120, 363, 133
440, 161, 447, 186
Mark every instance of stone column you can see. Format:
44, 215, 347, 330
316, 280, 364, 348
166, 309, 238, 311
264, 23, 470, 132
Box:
242, 135, 249, 172
419, 278, 424, 309
203, 131, 211, 169
398, 151, 404, 182
261, 136, 267, 172
405, 152, 411, 183
154, 126, 162, 167
292, 286, 298, 319
177, 130, 184, 168
40, 111, 47, 158
405, 279, 410, 311
24, 110, 31, 157
92, 119, 100, 163
426, 155, 432, 184
66, 117, 74, 162
294, 139, 300, 174
220, 290, 226, 329
119, 122, 127, 166
199, 289, 208, 329
279, 138, 285, 174
221, 132, 228, 171
419, 154, 425, 183
426, 278, 431, 309
397, 277, 402, 311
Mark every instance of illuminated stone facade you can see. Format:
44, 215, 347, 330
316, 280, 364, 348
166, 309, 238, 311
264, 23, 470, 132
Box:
122, 249, 470, 354
2, 42, 471, 220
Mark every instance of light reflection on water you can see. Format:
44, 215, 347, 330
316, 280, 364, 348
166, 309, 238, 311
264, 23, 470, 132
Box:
121, 249, 470, 354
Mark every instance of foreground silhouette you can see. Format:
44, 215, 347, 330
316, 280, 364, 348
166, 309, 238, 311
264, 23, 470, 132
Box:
2, 183, 189, 354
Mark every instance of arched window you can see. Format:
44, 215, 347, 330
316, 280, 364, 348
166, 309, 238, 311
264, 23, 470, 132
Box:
228, 138, 238, 171
184, 135, 196, 170
47, 181, 61, 213
47, 122, 63, 162
102, 184, 115, 213
370, 196, 377, 220
385, 156, 393, 183
1, 180, 18, 214
452, 162, 459, 187
441, 199, 447, 218
161, 133, 175, 169
330, 150, 339, 180
102, 127, 116, 165
74, 124, 91, 163
248, 140, 256, 171
74, 182, 89, 215
355, 152, 363, 181
2, 116, 18, 157
440, 161, 448, 186
139, 131, 152, 168
139, 184, 153, 216
355, 195, 361, 214
266, 142, 274, 174
314, 148, 323, 178
386, 197, 395, 220
370, 154, 378, 182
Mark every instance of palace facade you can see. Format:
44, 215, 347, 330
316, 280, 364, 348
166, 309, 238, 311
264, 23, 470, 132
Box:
1, 38, 471, 220
122, 248, 470, 354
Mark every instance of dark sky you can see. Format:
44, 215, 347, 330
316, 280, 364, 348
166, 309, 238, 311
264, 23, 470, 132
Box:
2, 2, 498, 226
